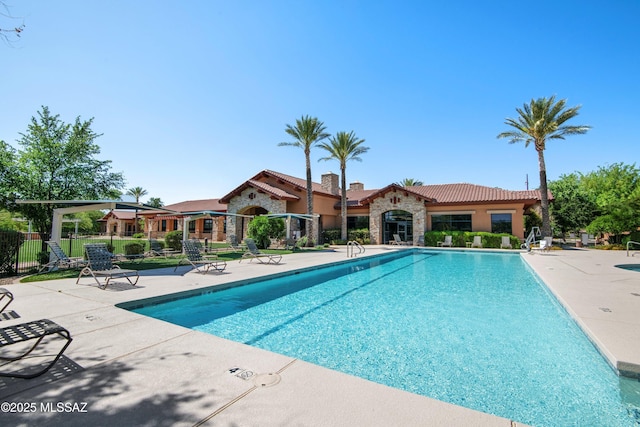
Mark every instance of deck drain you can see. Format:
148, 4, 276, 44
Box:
632, 293, 640, 297
599, 307, 612, 312
254, 373, 281, 387
228, 367, 255, 380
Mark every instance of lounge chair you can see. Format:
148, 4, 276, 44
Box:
471, 236, 483, 248
147, 239, 178, 258
39, 241, 87, 272
437, 235, 453, 247
500, 236, 513, 249
227, 235, 245, 252
0, 318, 72, 379
175, 240, 227, 274
77, 244, 139, 289
241, 238, 282, 264
0, 288, 14, 313
532, 237, 552, 254
391, 234, 411, 246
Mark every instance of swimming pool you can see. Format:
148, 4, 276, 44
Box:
128, 250, 640, 426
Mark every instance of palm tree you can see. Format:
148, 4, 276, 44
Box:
497, 96, 591, 237
126, 186, 148, 234
279, 115, 329, 246
395, 178, 424, 187
318, 131, 369, 241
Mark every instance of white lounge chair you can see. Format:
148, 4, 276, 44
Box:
391, 234, 411, 246
437, 235, 453, 247
500, 236, 512, 249
471, 236, 482, 248
532, 237, 552, 254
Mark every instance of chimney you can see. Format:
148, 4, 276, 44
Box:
321, 172, 339, 195
349, 181, 364, 191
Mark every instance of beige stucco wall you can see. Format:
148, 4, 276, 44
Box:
426, 202, 527, 239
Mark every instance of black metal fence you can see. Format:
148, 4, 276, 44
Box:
0, 232, 148, 277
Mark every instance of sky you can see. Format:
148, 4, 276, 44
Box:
2, 0, 639, 205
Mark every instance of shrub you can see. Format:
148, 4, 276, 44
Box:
0, 230, 24, 276
348, 229, 370, 244
165, 230, 183, 251
37, 251, 50, 266
247, 216, 285, 249
322, 229, 341, 244
132, 232, 145, 239
124, 242, 145, 256
423, 231, 520, 249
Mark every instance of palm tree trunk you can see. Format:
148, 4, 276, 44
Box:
537, 149, 552, 237
340, 164, 347, 241
305, 149, 314, 246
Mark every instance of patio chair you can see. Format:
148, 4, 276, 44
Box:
471, 235, 483, 248
0, 318, 73, 379
227, 235, 245, 252
77, 244, 139, 290
241, 238, 282, 264
39, 241, 87, 272
500, 236, 513, 249
0, 288, 14, 313
391, 234, 411, 246
147, 239, 179, 258
532, 237, 552, 254
175, 240, 227, 274
437, 235, 453, 247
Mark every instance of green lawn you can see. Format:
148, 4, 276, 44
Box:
19, 245, 325, 283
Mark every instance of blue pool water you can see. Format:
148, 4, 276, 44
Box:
130, 250, 640, 426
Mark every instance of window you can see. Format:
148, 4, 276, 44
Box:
347, 216, 370, 230
431, 214, 472, 231
161, 220, 167, 232
203, 219, 213, 233
188, 220, 196, 233
173, 219, 178, 231
491, 213, 512, 234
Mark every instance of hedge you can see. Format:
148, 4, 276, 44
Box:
423, 231, 520, 249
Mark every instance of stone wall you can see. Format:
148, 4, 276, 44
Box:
369, 191, 426, 245
226, 188, 287, 239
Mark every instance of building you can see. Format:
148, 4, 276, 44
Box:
217, 169, 545, 244
139, 199, 227, 240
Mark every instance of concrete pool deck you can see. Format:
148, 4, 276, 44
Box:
0, 246, 638, 426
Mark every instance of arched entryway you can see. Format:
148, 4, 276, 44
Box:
382, 210, 413, 244
236, 206, 267, 240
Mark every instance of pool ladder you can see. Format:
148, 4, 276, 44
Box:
347, 241, 365, 258
627, 241, 640, 257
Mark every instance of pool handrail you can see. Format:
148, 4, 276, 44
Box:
347, 241, 365, 258
626, 241, 640, 257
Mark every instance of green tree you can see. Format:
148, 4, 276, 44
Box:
126, 186, 148, 233
0, 106, 125, 235
582, 163, 640, 241
146, 197, 164, 208
278, 115, 329, 246
548, 173, 599, 236
394, 178, 424, 187
247, 215, 285, 249
318, 131, 369, 241
497, 96, 591, 237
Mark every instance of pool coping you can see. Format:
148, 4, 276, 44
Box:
0, 245, 638, 426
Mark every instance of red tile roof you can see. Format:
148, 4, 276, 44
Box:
407, 183, 544, 204
261, 170, 336, 196
164, 198, 226, 212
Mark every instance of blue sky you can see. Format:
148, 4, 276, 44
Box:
2, 1, 638, 205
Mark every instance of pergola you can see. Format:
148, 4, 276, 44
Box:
16, 200, 175, 243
